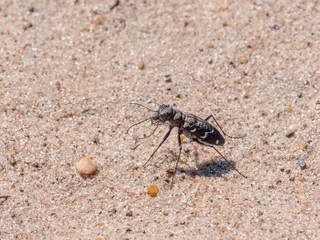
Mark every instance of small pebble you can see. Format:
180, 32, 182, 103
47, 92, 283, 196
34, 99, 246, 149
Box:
137, 61, 144, 70
239, 56, 249, 64
106, 157, 114, 163
316, 103, 320, 110
220, 4, 228, 10
300, 142, 308, 150
126, 211, 133, 217
298, 160, 307, 170
109, 208, 117, 216
257, 211, 264, 217
32, 162, 40, 168
147, 185, 159, 197
165, 75, 172, 82
180, 135, 186, 141
23, 22, 33, 30
8, 157, 17, 166
183, 148, 189, 153
286, 123, 298, 138
91, 16, 103, 25
75, 157, 98, 175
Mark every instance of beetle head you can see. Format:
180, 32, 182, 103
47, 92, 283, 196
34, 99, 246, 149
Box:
152, 104, 174, 123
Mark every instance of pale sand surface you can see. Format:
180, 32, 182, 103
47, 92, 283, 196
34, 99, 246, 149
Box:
0, 0, 319, 239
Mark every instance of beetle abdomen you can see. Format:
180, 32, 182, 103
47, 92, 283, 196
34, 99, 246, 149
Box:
183, 114, 225, 146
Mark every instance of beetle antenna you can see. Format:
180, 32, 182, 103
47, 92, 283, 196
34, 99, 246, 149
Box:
130, 103, 157, 112
126, 117, 151, 134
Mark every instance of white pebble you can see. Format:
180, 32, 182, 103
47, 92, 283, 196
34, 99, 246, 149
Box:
75, 157, 98, 175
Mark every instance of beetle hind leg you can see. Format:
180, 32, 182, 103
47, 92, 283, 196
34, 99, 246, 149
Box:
193, 139, 247, 178
205, 114, 246, 139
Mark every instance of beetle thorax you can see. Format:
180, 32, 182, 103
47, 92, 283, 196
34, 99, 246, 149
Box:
151, 105, 185, 128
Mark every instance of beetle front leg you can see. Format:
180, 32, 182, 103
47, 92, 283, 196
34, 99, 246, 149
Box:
143, 127, 173, 167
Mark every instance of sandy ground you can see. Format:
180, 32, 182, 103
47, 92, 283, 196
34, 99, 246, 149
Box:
0, 0, 319, 239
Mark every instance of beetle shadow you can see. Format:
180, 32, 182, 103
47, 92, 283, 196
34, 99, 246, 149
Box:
180, 158, 235, 178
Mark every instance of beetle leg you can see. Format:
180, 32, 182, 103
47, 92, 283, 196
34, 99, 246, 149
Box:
170, 130, 183, 188
205, 114, 246, 139
143, 127, 173, 167
193, 139, 247, 178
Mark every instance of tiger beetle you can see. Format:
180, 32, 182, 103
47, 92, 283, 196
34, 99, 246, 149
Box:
126, 103, 247, 187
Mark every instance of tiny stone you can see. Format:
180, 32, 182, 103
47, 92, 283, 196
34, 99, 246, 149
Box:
8, 157, 17, 166
300, 142, 308, 150
93, 137, 99, 144
109, 208, 117, 216
164, 74, 172, 82
165, 77, 172, 82
303, 80, 309, 85
239, 56, 249, 64
183, 148, 189, 153
287, 123, 298, 131
298, 160, 307, 170
162, 211, 169, 216
126, 211, 133, 217
23, 22, 33, 30
75, 157, 98, 175
106, 158, 114, 162
32, 162, 39, 168
286, 123, 298, 138
220, 4, 228, 10
91, 16, 102, 25
147, 185, 159, 197
137, 61, 144, 70
229, 61, 236, 68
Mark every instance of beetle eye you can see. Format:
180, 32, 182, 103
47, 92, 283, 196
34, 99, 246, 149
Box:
151, 113, 159, 121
